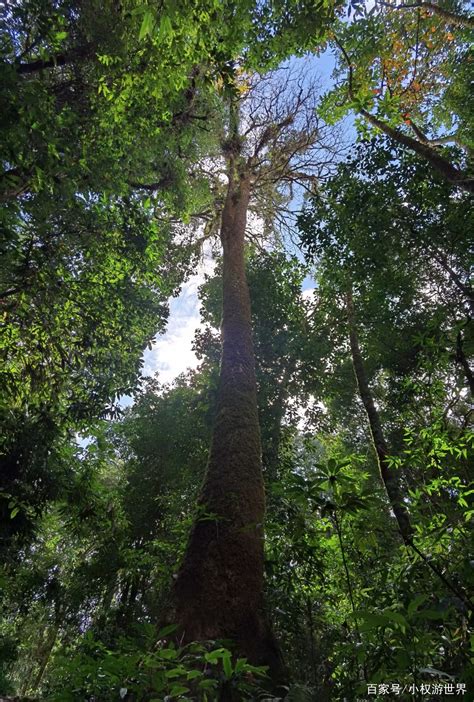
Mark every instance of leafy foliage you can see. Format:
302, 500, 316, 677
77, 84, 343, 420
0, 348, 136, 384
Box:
47, 628, 268, 701
0, 0, 472, 699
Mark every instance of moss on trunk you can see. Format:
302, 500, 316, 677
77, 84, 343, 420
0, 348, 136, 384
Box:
170, 169, 282, 679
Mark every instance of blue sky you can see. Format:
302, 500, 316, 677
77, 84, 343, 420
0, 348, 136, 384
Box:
138, 49, 340, 391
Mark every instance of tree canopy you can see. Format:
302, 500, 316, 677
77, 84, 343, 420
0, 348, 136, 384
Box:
0, 0, 472, 700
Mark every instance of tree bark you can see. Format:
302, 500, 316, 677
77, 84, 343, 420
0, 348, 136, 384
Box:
170, 164, 282, 680
30, 622, 59, 693
346, 290, 414, 544
456, 329, 474, 396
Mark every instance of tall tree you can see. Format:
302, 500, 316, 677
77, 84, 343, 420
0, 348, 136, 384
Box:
0, 0, 345, 558
298, 139, 473, 602
170, 69, 339, 682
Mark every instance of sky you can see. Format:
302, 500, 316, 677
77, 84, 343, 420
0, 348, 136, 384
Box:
138, 253, 316, 392
142, 253, 215, 385
135, 49, 338, 392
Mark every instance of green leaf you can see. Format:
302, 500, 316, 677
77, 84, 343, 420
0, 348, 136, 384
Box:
204, 647, 228, 663
151, 671, 165, 691
158, 624, 178, 638
233, 658, 247, 674
158, 647, 178, 660
165, 667, 186, 678
169, 684, 190, 697
382, 610, 408, 632
158, 15, 174, 40
199, 679, 218, 690
353, 610, 390, 630
139, 11, 154, 40
222, 652, 233, 679
407, 594, 428, 617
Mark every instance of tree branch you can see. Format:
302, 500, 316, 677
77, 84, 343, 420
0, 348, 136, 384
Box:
15, 45, 92, 75
360, 109, 474, 192
377, 0, 474, 28
333, 36, 474, 193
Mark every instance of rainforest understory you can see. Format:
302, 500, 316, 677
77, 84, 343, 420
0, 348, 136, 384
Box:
0, 0, 473, 700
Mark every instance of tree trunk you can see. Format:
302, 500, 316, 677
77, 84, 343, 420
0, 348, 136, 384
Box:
170, 166, 282, 680
30, 622, 59, 693
430, 247, 474, 314
456, 329, 474, 396
346, 290, 414, 544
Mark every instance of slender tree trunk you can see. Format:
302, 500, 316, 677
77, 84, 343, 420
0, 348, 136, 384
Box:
30, 622, 59, 692
261, 390, 287, 481
430, 248, 474, 313
306, 597, 317, 686
15, 45, 92, 75
456, 329, 474, 396
345, 290, 414, 544
345, 294, 473, 606
171, 164, 282, 680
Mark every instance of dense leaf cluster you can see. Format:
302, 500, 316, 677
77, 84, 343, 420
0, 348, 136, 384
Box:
0, 0, 472, 699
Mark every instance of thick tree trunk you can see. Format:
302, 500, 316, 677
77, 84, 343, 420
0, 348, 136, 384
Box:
170, 167, 282, 679
346, 290, 414, 544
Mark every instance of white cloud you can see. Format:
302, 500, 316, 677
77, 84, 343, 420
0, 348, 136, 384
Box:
143, 267, 314, 387
302, 287, 315, 301
142, 254, 215, 385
